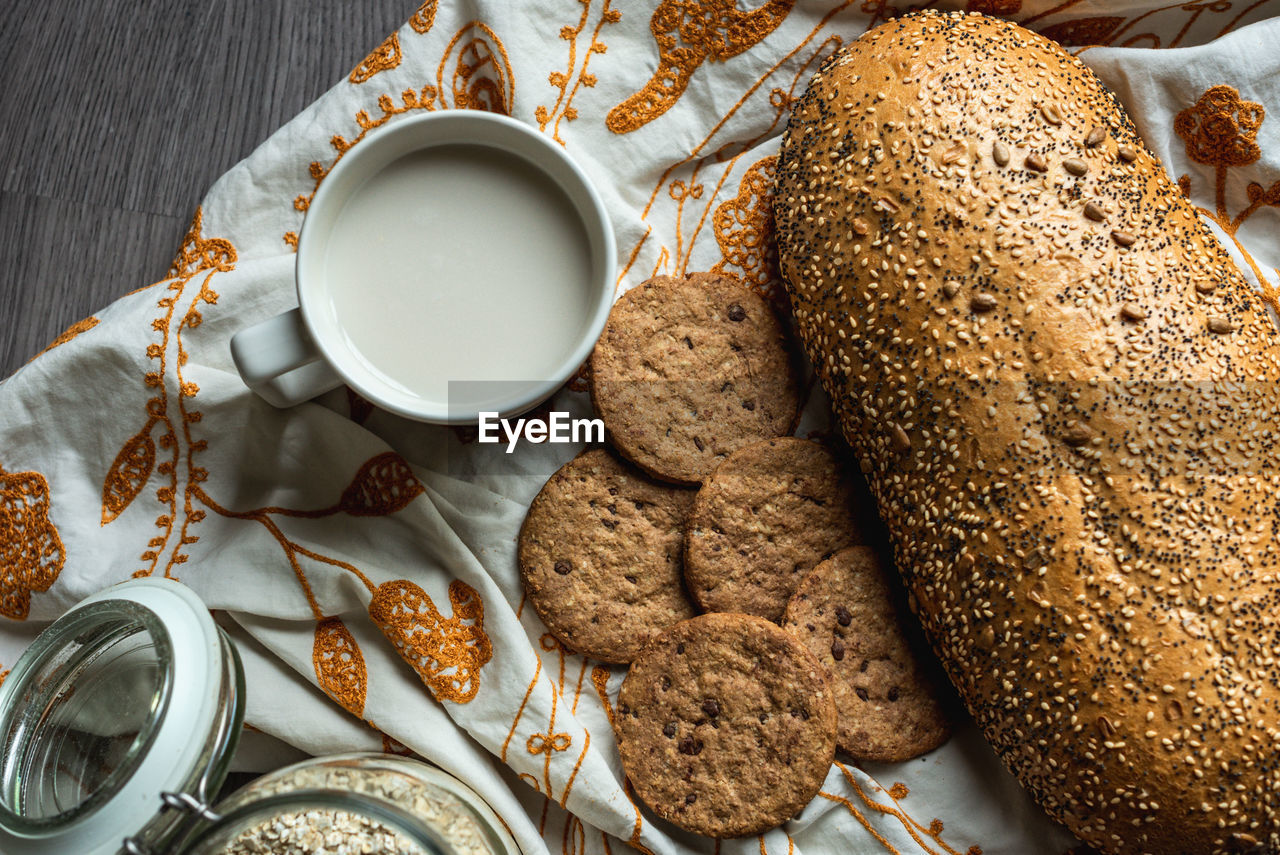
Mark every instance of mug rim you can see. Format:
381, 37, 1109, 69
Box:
294, 110, 615, 424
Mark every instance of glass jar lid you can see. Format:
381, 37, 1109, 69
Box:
0, 579, 244, 855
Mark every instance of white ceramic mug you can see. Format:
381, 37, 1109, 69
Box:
230, 111, 615, 424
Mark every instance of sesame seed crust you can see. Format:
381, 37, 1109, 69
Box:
773, 11, 1280, 855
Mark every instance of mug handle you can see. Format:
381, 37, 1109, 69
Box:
229, 308, 345, 408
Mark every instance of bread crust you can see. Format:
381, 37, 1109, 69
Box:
774, 11, 1280, 854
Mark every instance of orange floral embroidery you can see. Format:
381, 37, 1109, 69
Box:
526, 731, 572, 755
1245, 179, 1280, 213
290, 85, 438, 223
191, 451, 421, 617
821, 762, 984, 855
615, 16, 844, 290
711, 155, 782, 299
1174, 84, 1264, 168
563, 815, 586, 855
539, 3, 592, 132
350, 33, 403, 84
409, 0, 438, 34
502, 658, 542, 763
102, 425, 157, 525
119, 209, 232, 580
669, 179, 703, 201
1037, 17, 1125, 46
438, 22, 514, 114
965, 0, 1020, 14
369, 578, 493, 704
0, 466, 65, 620
168, 209, 236, 277
1174, 85, 1279, 314
590, 664, 616, 729
314, 616, 369, 716
502, 640, 606, 814
1018, 2, 1260, 49
37, 317, 100, 357
537, 0, 621, 142
339, 453, 423, 516
188, 452, 476, 714
606, 0, 795, 133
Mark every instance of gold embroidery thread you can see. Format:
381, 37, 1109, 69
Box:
965, 0, 1021, 13
350, 32, 403, 84
169, 209, 236, 277
118, 209, 234, 579
189, 453, 491, 708
537, 1, 622, 143
339, 453, 423, 516
36, 316, 100, 359
1175, 84, 1264, 171
711, 155, 782, 299
438, 21, 515, 114
0, 465, 65, 620
615, 17, 846, 289
526, 731, 572, 755
313, 616, 369, 716
369, 578, 493, 703
606, 0, 795, 134
292, 86, 440, 218
537, 1, 594, 132
101, 422, 158, 525
1174, 85, 1280, 314
409, 0, 438, 34
832, 762, 983, 855
190, 451, 420, 611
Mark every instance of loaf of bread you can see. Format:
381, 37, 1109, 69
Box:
774, 11, 1280, 855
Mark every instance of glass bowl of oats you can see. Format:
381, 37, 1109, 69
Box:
180, 753, 520, 855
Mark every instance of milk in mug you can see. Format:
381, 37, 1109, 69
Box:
321, 144, 596, 404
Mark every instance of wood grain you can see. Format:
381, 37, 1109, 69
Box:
0, 0, 418, 377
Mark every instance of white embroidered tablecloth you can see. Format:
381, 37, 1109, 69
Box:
2, 2, 1279, 853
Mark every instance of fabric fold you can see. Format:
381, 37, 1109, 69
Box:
2, 3, 1278, 854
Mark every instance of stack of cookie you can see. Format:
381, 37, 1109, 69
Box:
518, 273, 949, 838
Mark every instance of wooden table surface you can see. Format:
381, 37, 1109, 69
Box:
0, 0, 419, 378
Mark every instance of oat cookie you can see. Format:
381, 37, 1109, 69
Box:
684, 437, 868, 621
518, 448, 696, 663
616, 613, 837, 837
589, 273, 802, 486
782, 547, 950, 762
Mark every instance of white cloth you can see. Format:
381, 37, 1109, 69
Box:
2, 3, 1279, 854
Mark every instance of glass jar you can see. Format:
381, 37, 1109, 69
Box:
0, 581, 523, 855
181, 754, 521, 855
0, 578, 244, 855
